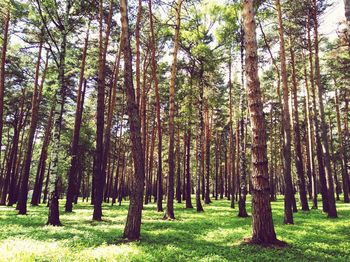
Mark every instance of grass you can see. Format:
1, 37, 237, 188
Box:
0, 197, 349, 261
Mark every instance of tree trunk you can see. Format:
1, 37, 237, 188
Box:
335, 88, 350, 202
215, 132, 219, 200
93, 0, 113, 221
195, 129, 204, 212
2, 89, 26, 206
312, 0, 337, 218
17, 39, 43, 215
185, 128, 193, 208
204, 103, 211, 205
276, 0, 293, 224
328, 114, 340, 201
176, 128, 182, 203
0, 111, 21, 205
164, 0, 182, 220
148, 0, 163, 213
243, 0, 279, 245
0, 8, 10, 162
47, 26, 68, 227
120, 0, 145, 240
290, 47, 309, 211
66, 24, 90, 212
303, 48, 318, 209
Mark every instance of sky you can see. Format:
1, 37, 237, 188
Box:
319, 0, 346, 39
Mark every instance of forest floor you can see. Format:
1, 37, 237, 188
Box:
0, 197, 349, 262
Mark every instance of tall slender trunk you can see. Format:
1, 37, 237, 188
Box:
243, 0, 279, 245
17, 39, 43, 215
0, 8, 10, 161
276, 0, 293, 224
269, 106, 276, 201
42, 160, 51, 204
66, 24, 90, 212
303, 49, 318, 209
290, 47, 309, 211
238, 25, 248, 214
215, 132, 219, 200
149, 0, 163, 212
47, 23, 68, 227
228, 56, 235, 207
196, 65, 204, 213
146, 119, 156, 204
93, 0, 113, 221
312, 0, 337, 218
335, 88, 350, 202
329, 114, 340, 201
176, 128, 182, 203
120, 0, 145, 240
0, 129, 11, 197
31, 104, 54, 206
195, 129, 204, 212
164, 0, 182, 219
307, 12, 329, 213
204, 105, 211, 205
185, 127, 193, 208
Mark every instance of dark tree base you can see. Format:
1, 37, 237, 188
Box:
163, 212, 175, 220
244, 237, 287, 248
238, 212, 249, 218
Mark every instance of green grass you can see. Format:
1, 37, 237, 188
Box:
0, 197, 349, 261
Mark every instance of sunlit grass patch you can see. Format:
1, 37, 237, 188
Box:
0, 197, 349, 261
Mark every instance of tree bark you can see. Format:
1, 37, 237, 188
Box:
335, 88, 350, 202
66, 24, 90, 212
312, 0, 337, 218
164, 0, 182, 220
0, 8, 10, 163
93, 0, 113, 221
204, 105, 211, 205
148, 0, 163, 213
17, 38, 43, 215
243, 0, 279, 245
290, 47, 309, 211
120, 0, 145, 240
176, 128, 182, 203
276, 0, 293, 224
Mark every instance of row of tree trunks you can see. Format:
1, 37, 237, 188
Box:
0, 90, 26, 205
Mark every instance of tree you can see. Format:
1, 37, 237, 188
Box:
120, 0, 145, 241
0, 6, 10, 171
276, 0, 293, 224
148, 0, 163, 213
17, 36, 43, 215
243, 0, 279, 245
164, 0, 183, 220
